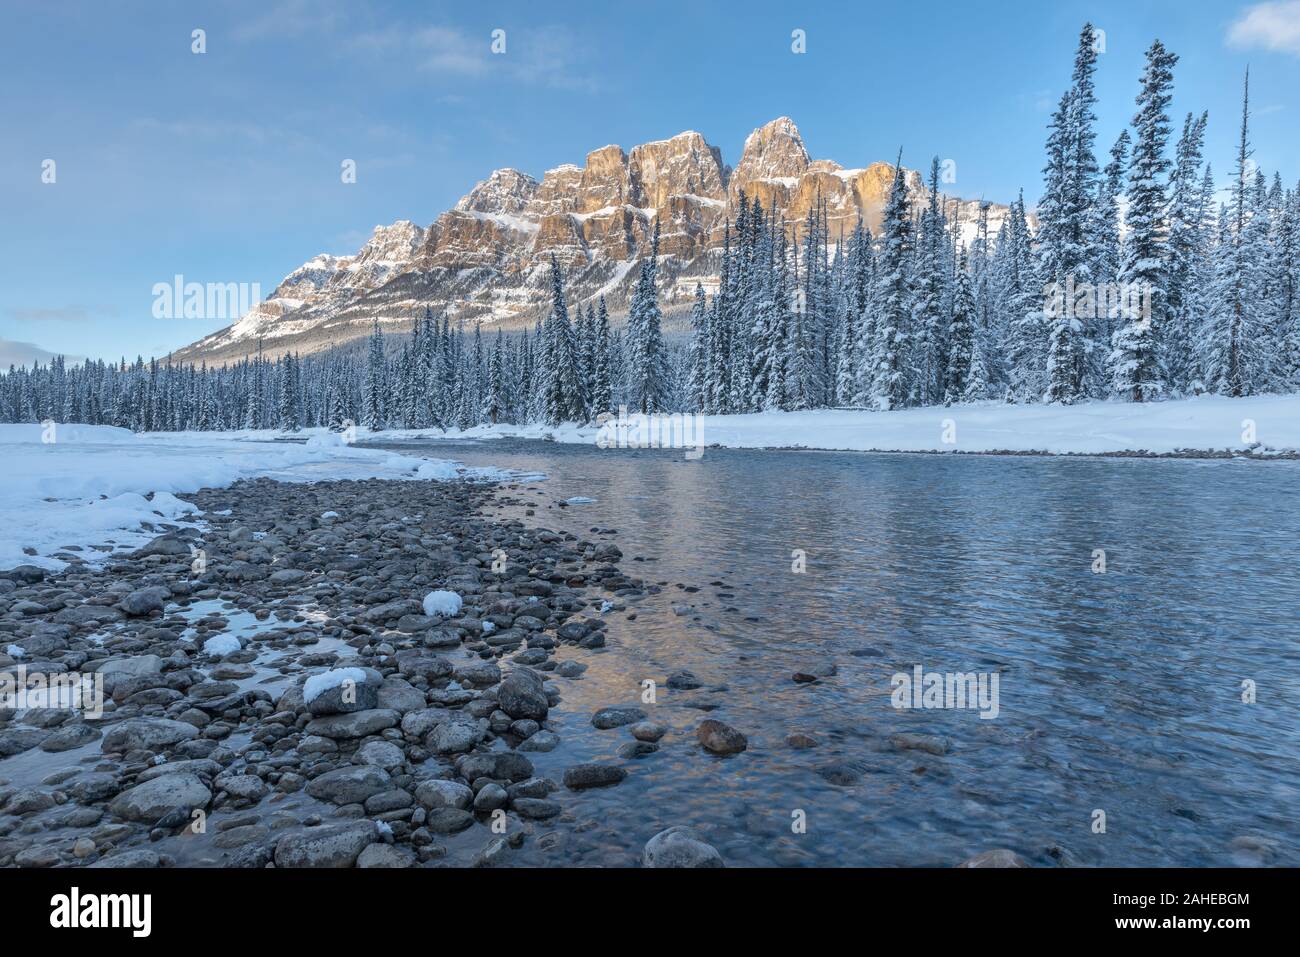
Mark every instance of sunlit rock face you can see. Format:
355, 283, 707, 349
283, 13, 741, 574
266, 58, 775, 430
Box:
175, 117, 1018, 365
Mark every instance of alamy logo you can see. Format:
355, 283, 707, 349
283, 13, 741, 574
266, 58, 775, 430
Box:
1042, 278, 1151, 322
1, 666, 104, 718
152, 274, 261, 320
50, 888, 151, 937
595, 405, 705, 460
891, 665, 1000, 719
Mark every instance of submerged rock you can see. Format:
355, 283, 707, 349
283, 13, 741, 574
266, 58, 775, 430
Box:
643, 826, 724, 868
697, 719, 748, 755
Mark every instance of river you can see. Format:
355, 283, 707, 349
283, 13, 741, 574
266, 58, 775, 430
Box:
358, 436, 1300, 866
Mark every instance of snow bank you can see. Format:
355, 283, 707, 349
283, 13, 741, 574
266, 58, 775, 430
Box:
0, 425, 516, 570
303, 667, 368, 703
422, 590, 462, 618
379, 394, 1300, 457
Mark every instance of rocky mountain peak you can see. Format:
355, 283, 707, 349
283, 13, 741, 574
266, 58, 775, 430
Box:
456, 169, 539, 215
354, 221, 425, 266
174, 116, 1019, 366
731, 117, 809, 193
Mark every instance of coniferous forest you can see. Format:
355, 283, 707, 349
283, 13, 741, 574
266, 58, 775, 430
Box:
3, 25, 1297, 432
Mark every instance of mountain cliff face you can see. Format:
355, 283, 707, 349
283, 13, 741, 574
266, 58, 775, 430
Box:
174, 117, 1012, 365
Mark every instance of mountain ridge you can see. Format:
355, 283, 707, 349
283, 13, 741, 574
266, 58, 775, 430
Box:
173, 117, 1012, 365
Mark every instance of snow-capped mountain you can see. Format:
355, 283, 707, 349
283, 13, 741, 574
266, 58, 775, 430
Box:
174, 117, 1017, 364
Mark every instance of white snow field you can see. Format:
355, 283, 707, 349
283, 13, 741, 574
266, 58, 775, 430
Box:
0, 424, 517, 570
385, 394, 1300, 457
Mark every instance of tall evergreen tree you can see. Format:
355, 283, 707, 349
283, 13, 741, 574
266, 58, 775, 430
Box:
1112, 40, 1178, 401
625, 219, 670, 414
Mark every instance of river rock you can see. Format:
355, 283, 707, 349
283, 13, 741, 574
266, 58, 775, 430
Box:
592, 706, 646, 729
511, 798, 562, 820
40, 722, 102, 752
426, 807, 475, 834
118, 586, 171, 616
643, 826, 724, 868
89, 849, 163, 868
562, 763, 627, 790
305, 669, 381, 716
498, 668, 549, 720
792, 661, 837, 683
414, 779, 473, 811
357, 843, 417, 868
957, 848, 1029, 868
97, 654, 164, 676
428, 717, 486, 754
130, 534, 193, 559
890, 732, 951, 755
517, 730, 560, 752
455, 751, 534, 783
697, 719, 748, 754
629, 721, 667, 742
304, 766, 391, 805
215, 772, 268, 802
101, 718, 199, 754
274, 822, 378, 868
109, 772, 211, 823
303, 709, 399, 740
355, 739, 405, 770
0, 727, 49, 756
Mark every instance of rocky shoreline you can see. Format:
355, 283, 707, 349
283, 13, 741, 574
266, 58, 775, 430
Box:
0, 475, 734, 868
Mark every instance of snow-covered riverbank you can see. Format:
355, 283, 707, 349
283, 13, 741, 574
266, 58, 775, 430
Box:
379, 394, 1300, 457
4, 394, 1295, 571
0, 425, 520, 571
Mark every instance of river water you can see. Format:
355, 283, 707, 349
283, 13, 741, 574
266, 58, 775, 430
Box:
364, 437, 1300, 867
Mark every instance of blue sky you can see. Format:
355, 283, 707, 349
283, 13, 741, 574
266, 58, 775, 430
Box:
3, 0, 1299, 364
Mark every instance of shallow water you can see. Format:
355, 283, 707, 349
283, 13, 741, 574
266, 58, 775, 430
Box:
365, 437, 1300, 867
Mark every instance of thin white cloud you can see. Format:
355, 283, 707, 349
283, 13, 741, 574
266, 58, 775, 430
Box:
1227, 1, 1300, 55
413, 27, 491, 76
353, 23, 597, 91
233, 0, 349, 41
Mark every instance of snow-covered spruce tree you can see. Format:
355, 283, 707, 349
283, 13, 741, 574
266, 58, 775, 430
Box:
591, 297, 613, 416
762, 222, 792, 410
363, 319, 386, 431
244, 345, 264, 430
540, 256, 585, 425
1039, 23, 1104, 404
1164, 112, 1209, 393
578, 303, 597, 418
945, 247, 976, 404
625, 219, 670, 415
482, 329, 506, 424
277, 351, 300, 431
686, 283, 708, 411
969, 202, 1003, 396
910, 158, 947, 407
1091, 128, 1131, 390
726, 197, 756, 412
1112, 39, 1178, 402
1275, 184, 1300, 388
870, 155, 914, 410
1202, 72, 1272, 397
1098, 130, 1131, 286
706, 224, 733, 413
